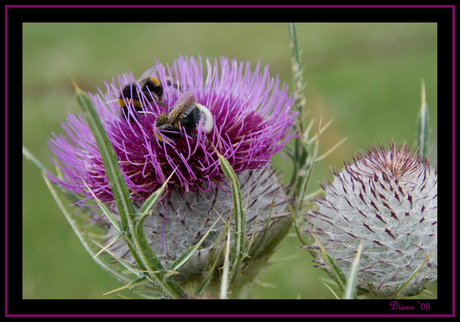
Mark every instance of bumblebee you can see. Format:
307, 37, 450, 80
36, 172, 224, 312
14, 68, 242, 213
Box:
155, 90, 213, 143
118, 64, 173, 120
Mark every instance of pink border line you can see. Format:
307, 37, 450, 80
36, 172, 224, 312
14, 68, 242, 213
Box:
4, 4, 457, 9
9, 3, 454, 318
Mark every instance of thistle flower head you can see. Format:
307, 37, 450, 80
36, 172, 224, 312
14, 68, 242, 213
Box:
45, 56, 296, 288
303, 142, 437, 298
47, 56, 296, 206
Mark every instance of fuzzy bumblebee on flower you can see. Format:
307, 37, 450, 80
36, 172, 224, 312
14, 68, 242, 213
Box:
39, 55, 297, 298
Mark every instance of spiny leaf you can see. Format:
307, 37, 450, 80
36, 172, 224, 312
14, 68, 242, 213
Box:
298, 117, 322, 210
310, 231, 347, 292
23, 146, 48, 173
195, 241, 226, 297
42, 174, 132, 285
103, 276, 148, 296
140, 166, 178, 215
83, 180, 123, 233
343, 242, 363, 299
393, 249, 436, 299
220, 228, 232, 299
74, 83, 183, 299
74, 84, 136, 229
93, 231, 125, 259
415, 79, 430, 160
216, 149, 245, 284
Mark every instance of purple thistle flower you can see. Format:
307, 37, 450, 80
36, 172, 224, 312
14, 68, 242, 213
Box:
303, 142, 437, 298
47, 56, 296, 207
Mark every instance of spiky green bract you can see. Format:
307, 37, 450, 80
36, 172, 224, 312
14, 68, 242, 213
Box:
343, 242, 362, 299
168, 216, 220, 273
217, 150, 246, 284
415, 79, 430, 160
42, 173, 134, 286
220, 229, 232, 299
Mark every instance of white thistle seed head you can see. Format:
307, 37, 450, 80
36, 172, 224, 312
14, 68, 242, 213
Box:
303, 142, 437, 298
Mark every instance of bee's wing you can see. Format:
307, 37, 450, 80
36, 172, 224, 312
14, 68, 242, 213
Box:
167, 90, 196, 123
136, 64, 158, 83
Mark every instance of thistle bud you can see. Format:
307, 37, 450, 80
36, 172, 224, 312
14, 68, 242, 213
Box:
303, 142, 437, 298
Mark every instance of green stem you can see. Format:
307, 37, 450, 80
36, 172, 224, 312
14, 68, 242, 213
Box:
288, 23, 309, 194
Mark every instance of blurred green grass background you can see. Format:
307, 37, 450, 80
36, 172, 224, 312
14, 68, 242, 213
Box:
23, 23, 437, 299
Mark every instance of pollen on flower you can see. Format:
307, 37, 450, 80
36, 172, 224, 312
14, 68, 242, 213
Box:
303, 142, 437, 298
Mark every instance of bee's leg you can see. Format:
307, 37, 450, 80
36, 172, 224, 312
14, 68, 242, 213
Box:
187, 131, 198, 140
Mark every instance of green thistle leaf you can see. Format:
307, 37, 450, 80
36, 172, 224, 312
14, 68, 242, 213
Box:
415, 79, 430, 160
